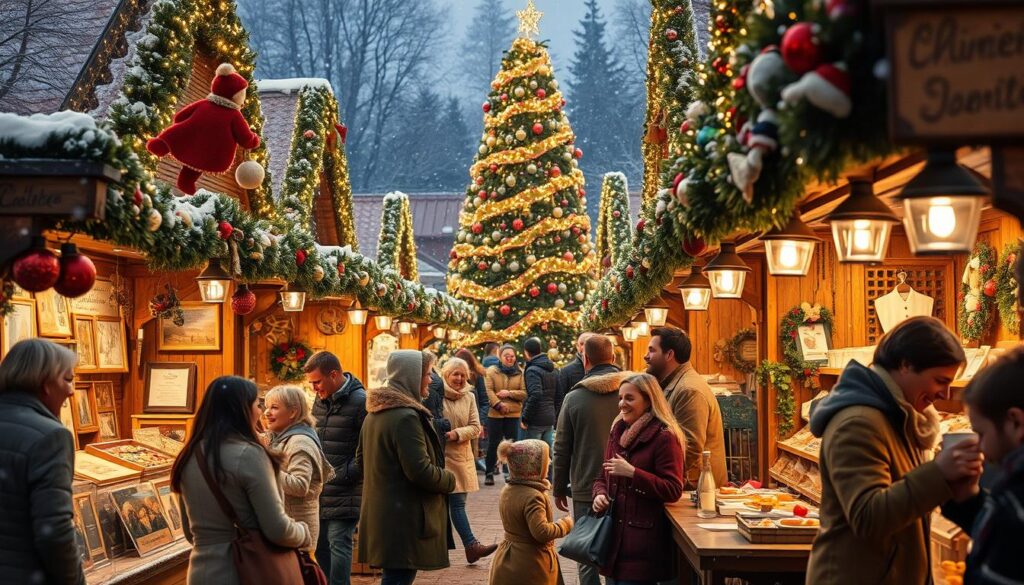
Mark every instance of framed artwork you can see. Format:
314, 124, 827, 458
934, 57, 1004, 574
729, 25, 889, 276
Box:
158, 302, 221, 351
94, 492, 128, 559
95, 381, 115, 411
36, 288, 72, 337
367, 333, 399, 389
2, 298, 37, 357
151, 479, 185, 540
143, 362, 197, 414
72, 383, 99, 433
73, 451, 141, 486
73, 492, 108, 566
73, 316, 97, 370
60, 399, 79, 450
796, 323, 832, 364
95, 318, 128, 372
109, 483, 174, 556
10, 282, 30, 299
98, 411, 119, 440
70, 279, 119, 318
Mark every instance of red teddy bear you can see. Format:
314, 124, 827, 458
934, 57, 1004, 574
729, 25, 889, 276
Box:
146, 63, 260, 195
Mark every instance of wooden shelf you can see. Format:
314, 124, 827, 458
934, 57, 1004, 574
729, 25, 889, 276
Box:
777, 441, 819, 464
769, 470, 821, 504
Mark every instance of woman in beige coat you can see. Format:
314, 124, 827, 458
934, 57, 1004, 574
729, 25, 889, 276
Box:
484, 345, 526, 485
489, 439, 573, 585
265, 385, 335, 546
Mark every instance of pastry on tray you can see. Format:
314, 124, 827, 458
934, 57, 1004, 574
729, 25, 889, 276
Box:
778, 517, 819, 528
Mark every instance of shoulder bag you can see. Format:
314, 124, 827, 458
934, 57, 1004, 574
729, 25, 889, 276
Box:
557, 497, 615, 567
195, 444, 325, 585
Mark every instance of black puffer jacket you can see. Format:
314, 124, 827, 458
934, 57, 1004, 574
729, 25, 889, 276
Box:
556, 354, 585, 416
313, 373, 367, 521
522, 354, 558, 427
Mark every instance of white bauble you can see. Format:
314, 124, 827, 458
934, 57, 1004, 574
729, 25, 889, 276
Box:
547, 348, 560, 360
147, 208, 162, 231
529, 80, 538, 90
497, 186, 507, 195
482, 321, 493, 331
549, 79, 558, 89
558, 283, 567, 293
487, 309, 496, 319
553, 207, 564, 218
562, 151, 573, 161
235, 160, 265, 189
505, 175, 517, 187
548, 120, 559, 130
486, 136, 496, 147
527, 163, 538, 174
505, 134, 515, 144
313, 265, 325, 281
509, 261, 520, 272
561, 230, 571, 239
554, 299, 565, 309
478, 144, 488, 155
491, 262, 502, 272
526, 254, 538, 265
515, 129, 527, 141
514, 86, 525, 98
574, 290, 585, 301
571, 159, 579, 168
492, 230, 502, 242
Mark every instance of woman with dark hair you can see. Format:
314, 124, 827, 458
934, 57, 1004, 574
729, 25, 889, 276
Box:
454, 348, 489, 470
172, 376, 310, 584
806, 317, 983, 584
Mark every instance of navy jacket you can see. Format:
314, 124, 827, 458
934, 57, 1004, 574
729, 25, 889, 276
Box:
313, 373, 367, 520
522, 354, 558, 427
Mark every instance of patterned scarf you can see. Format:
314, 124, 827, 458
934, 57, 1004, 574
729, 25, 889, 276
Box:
619, 412, 655, 449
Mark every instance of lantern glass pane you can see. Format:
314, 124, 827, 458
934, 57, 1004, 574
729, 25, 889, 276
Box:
644, 306, 669, 327
830, 219, 893, 263
765, 240, 816, 276
198, 279, 230, 303
681, 287, 711, 310
374, 315, 393, 330
280, 291, 306, 312
397, 321, 413, 335
348, 308, 368, 326
902, 196, 983, 254
708, 269, 747, 298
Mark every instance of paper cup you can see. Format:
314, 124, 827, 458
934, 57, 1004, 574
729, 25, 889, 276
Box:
941, 432, 978, 450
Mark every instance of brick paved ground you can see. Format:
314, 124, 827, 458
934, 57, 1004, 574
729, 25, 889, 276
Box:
352, 473, 579, 585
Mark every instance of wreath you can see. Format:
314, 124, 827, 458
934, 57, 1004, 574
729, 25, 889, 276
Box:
780, 302, 834, 389
996, 241, 1020, 335
725, 328, 758, 374
958, 242, 996, 342
270, 341, 312, 381
757, 360, 796, 438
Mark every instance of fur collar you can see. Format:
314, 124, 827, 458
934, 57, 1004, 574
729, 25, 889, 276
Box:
366, 386, 432, 417
206, 93, 241, 110
575, 370, 630, 395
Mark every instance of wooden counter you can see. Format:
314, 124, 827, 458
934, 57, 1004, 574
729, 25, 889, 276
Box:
666, 498, 811, 585
88, 541, 190, 585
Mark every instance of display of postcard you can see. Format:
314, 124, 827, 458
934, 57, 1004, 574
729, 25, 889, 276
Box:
132, 428, 184, 456
151, 479, 185, 540
95, 491, 129, 559
86, 440, 175, 472
73, 451, 141, 486
109, 483, 175, 556
72, 492, 108, 567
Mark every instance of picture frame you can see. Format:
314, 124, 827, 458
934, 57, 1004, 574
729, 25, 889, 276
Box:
109, 483, 175, 556
60, 398, 79, 450
367, 332, 399, 390
73, 492, 108, 567
70, 279, 119, 318
143, 362, 197, 414
150, 479, 185, 540
72, 382, 99, 433
796, 323, 832, 365
35, 288, 72, 337
94, 491, 128, 559
2, 298, 37, 357
98, 411, 119, 441
10, 282, 30, 300
95, 381, 115, 411
73, 451, 141, 486
157, 302, 221, 351
73, 316, 97, 371
94, 317, 128, 372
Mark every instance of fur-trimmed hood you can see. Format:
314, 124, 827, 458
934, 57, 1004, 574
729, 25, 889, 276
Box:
366, 386, 432, 417
573, 366, 629, 395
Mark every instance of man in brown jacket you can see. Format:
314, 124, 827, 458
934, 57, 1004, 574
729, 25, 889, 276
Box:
646, 326, 727, 488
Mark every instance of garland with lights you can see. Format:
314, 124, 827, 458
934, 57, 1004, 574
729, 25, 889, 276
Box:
758, 360, 796, 438
725, 327, 758, 374
447, 37, 595, 361
780, 303, 833, 389
958, 241, 996, 342
596, 172, 632, 271
0, 112, 475, 326
377, 192, 418, 281
105, 0, 275, 217
996, 241, 1020, 335
270, 340, 312, 381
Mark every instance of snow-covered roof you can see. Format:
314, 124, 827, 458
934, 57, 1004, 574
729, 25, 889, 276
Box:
258, 90, 302, 197
256, 78, 334, 95
0, 111, 98, 148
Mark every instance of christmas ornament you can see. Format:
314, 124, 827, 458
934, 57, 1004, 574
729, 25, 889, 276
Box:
313, 265, 325, 281
781, 23, 823, 75
303, 129, 316, 139
478, 261, 489, 271
574, 290, 585, 301
547, 282, 558, 294
505, 175, 517, 187
478, 144, 488, 155
665, 28, 678, 41
176, 210, 193, 228
491, 262, 502, 272
146, 63, 261, 195
147, 208, 163, 231
696, 126, 718, 147
295, 249, 307, 266
626, 265, 636, 279
12, 238, 60, 292
526, 254, 537, 265
482, 102, 491, 113
335, 123, 348, 143
536, 88, 546, 98
500, 304, 511, 316
780, 62, 853, 118
150, 284, 185, 326
532, 123, 544, 135
547, 348, 560, 360
514, 86, 525, 98
984, 279, 997, 297
482, 321, 493, 331
574, 148, 583, 159
549, 167, 562, 178
553, 207, 564, 218
509, 261, 521, 272
527, 163, 538, 174
826, 0, 857, 19
358, 271, 370, 286
563, 251, 574, 261
376, 283, 387, 296
747, 47, 789, 108
512, 218, 525, 231
54, 243, 96, 298
530, 286, 540, 297
516, 129, 528, 141
231, 284, 256, 315
337, 262, 346, 275
554, 299, 565, 309
218, 221, 234, 240
472, 222, 483, 234
682, 236, 707, 257
487, 309, 496, 319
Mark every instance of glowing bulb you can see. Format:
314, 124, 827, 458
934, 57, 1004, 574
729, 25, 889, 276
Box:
926, 197, 957, 238
687, 290, 702, 305
778, 242, 800, 268
853, 220, 873, 251
719, 270, 735, 292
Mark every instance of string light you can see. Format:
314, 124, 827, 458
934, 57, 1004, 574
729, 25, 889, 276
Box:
470, 127, 575, 176
462, 170, 583, 224
448, 255, 596, 301
452, 216, 590, 258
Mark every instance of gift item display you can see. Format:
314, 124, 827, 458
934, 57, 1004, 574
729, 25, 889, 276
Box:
86, 441, 176, 473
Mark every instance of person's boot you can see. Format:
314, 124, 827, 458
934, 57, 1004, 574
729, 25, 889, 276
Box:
465, 541, 498, 564
485, 473, 494, 486
475, 458, 486, 473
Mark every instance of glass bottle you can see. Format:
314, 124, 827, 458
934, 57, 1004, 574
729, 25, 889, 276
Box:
697, 450, 717, 518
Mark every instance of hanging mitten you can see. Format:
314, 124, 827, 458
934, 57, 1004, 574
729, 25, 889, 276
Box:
146, 63, 261, 195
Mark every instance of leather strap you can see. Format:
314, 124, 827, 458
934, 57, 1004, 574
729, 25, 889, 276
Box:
195, 443, 249, 536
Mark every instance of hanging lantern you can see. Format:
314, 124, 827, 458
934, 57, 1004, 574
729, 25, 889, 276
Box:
374, 315, 393, 330
433, 326, 447, 339
621, 325, 637, 342
761, 213, 822, 276
897, 149, 989, 255
644, 305, 670, 327
397, 321, 414, 335
347, 303, 368, 326
280, 287, 306, 312
679, 265, 712, 311
196, 258, 232, 303
705, 242, 751, 298
826, 176, 900, 263
631, 319, 650, 337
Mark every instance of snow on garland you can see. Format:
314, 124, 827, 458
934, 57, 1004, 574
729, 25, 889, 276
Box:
595, 172, 633, 271
377, 192, 418, 281
958, 242, 996, 342
270, 340, 311, 381
996, 241, 1020, 335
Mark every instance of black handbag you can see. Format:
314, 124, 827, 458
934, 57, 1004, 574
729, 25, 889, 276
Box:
557, 498, 615, 567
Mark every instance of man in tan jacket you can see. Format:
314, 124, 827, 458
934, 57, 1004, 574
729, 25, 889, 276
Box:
646, 326, 727, 488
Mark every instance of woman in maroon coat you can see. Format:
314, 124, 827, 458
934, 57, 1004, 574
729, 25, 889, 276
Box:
592, 373, 685, 584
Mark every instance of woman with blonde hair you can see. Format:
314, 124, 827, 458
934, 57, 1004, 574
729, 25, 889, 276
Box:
0, 338, 84, 584
439, 357, 495, 564
591, 373, 685, 585
265, 385, 334, 545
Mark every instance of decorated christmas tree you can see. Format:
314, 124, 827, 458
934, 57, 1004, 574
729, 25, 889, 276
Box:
447, 1, 595, 362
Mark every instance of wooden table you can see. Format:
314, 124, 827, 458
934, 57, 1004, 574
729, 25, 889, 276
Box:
666, 500, 811, 585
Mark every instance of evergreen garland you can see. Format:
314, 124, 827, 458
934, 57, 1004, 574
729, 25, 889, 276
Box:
758, 360, 796, 438
595, 172, 632, 270
958, 241, 997, 342
996, 241, 1020, 335
725, 327, 758, 374
780, 303, 833, 390
377, 192, 418, 281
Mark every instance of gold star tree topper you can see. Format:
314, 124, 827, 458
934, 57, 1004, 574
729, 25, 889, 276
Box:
516, 0, 543, 39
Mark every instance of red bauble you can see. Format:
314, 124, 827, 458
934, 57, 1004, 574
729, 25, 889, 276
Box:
449, 250, 458, 260
715, 14, 729, 32
637, 219, 646, 232
529, 286, 540, 298
665, 28, 678, 41
574, 148, 583, 159
303, 129, 316, 139
482, 102, 491, 113
571, 226, 581, 236
781, 22, 823, 75
478, 190, 487, 199
499, 304, 511, 316
550, 167, 562, 178
563, 251, 574, 262
218, 221, 234, 240
554, 235, 562, 243
231, 285, 256, 315
984, 279, 997, 297
489, 164, 498, 172
579, 188, 585, 197
12, 238, 60, 292
512, 218, 525, 231
546, 282, 558, 294
471, 222, 483, 234
626, 265, 635, 279
478, 261, 488, 271
732, 76, 746, 90
53, 243, 96, 298
713, 57, 728, 75
500, 93, 508, 102
682, 236, 707, 257
536, 89, 546, 98
532, 123, 544, 135
499, 222, 507, 230
601, 299, 609, 310
133, 188, 144, 206
337, 263, 346, 275
295, 249, 307, 266
476, 176, 485, 185
612, 209, 621, 218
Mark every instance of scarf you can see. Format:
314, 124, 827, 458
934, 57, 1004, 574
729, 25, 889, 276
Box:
497, 362, 521, 377
620, 412, 655, 449
508, 477, 551, 493
443, 379, 469, 401
269, 421, 323, 450
871, 365, 941, 451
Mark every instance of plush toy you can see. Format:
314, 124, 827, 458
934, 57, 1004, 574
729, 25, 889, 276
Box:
146, 63, 261, 195
728, 110, 780, 203
747, 46, 790, 109
780, 62, 853, 118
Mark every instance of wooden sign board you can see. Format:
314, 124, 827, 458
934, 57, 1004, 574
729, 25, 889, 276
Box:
884, 2, 1024, 143
0, 160, 116, 218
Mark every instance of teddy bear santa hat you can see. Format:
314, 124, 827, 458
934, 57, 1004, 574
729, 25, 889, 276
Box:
146, 63, 264, 195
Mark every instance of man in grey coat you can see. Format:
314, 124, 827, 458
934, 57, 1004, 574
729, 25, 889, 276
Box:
553, 335, 629, 585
